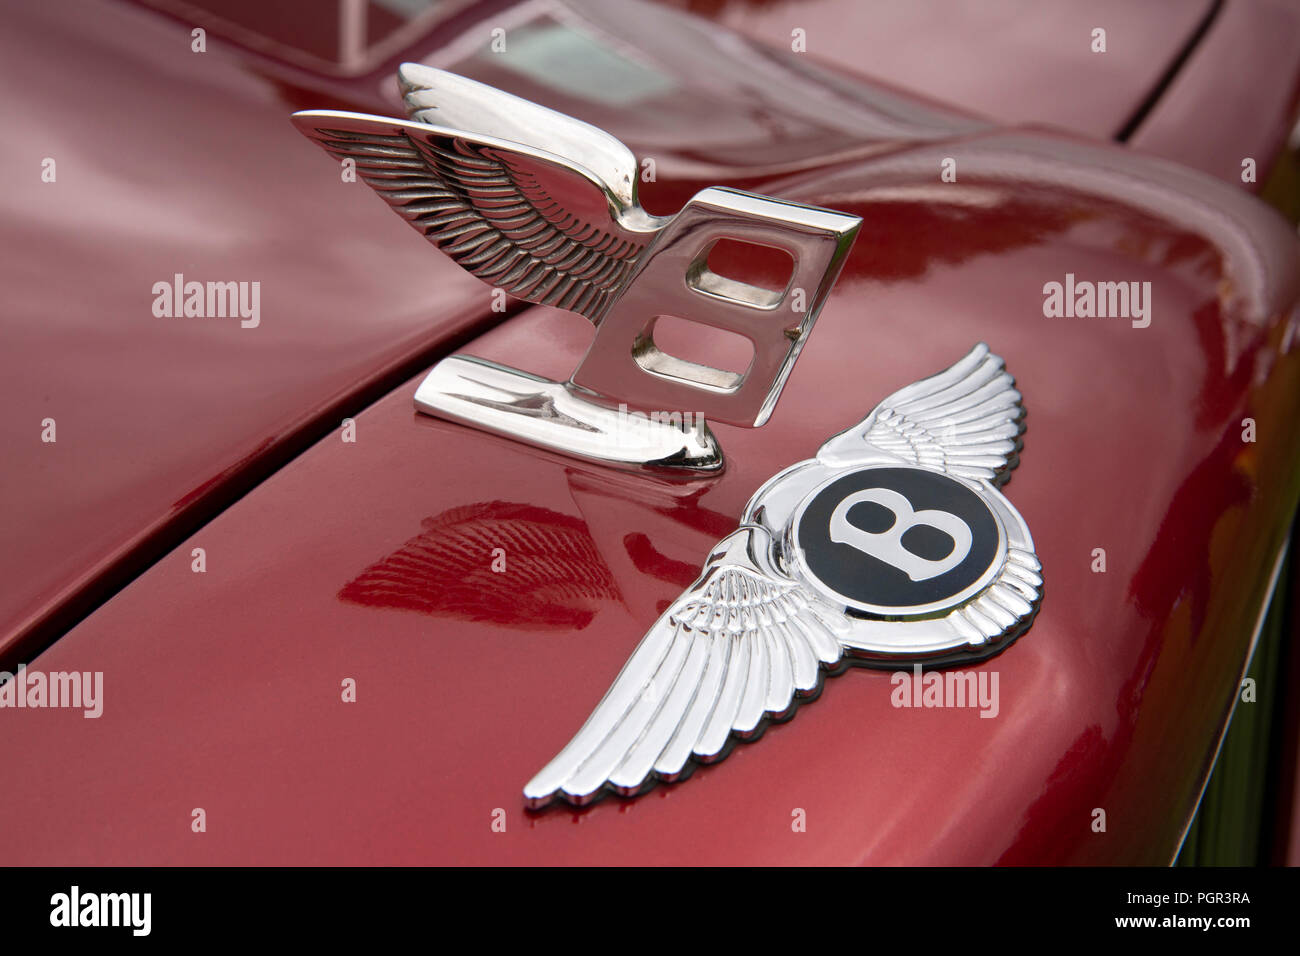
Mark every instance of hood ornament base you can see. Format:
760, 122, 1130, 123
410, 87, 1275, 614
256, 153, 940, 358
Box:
414, 356, 724, 475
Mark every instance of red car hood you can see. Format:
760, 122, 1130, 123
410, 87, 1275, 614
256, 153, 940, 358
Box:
3, 118, 1297, 862
1, 0, 986, 665
0, 0, 498, 661
670, 0, 1216, 141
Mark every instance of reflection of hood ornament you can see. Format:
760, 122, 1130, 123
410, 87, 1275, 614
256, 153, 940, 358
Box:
522, 344, 1042, 808
339, 501, 621, 630
293, 64, 860, 474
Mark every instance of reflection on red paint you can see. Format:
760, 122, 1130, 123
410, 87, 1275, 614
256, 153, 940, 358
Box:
339, 501, 621, 629
623, 532, 700, 589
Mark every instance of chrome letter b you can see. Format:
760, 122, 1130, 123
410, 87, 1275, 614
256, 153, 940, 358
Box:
828, 489, 972, 581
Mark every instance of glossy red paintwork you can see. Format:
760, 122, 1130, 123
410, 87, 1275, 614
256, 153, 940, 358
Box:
669, 0, 1300, 192
661, 0, 1214, 140
380, 0, 988, 203
0, 0, 496, 659
3, 112, 1297, 862
1128, 0, 1300, 186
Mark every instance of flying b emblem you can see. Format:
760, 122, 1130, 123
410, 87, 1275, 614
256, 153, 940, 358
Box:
292, 64, 860, 475
524, 343, 1042, 807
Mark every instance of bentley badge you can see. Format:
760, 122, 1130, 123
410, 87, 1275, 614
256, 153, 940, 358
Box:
522, 343, 1041, 807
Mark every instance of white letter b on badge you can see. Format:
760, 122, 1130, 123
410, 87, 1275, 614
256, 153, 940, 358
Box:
829, 489, 972, 581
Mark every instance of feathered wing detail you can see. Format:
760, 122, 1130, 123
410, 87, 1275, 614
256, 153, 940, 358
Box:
947, 548, 1042, 646
291, 110, 650, 322
523, 527, 848, 808
817, 343, 1025, 485
396, 63, 641, 213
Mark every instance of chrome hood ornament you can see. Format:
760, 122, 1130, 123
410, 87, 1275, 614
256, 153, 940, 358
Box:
522, 344, 1041, 807
293, 65, 860, 474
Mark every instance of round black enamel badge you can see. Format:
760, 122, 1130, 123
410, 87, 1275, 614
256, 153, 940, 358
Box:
792, 466, 1004, 615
